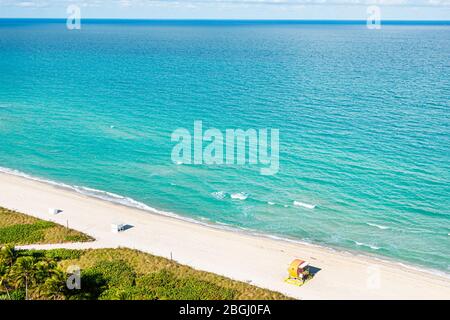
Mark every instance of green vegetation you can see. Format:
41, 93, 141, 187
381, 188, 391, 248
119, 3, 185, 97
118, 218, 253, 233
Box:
0, 206, 289, 300
0, 207, 93, 245
0, 247, 289, 300
0, 245, 77, 300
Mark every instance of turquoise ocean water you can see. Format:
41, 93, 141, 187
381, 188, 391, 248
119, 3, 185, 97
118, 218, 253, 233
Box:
0, 20, 449, 273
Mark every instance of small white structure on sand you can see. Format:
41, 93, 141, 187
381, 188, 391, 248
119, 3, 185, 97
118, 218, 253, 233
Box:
111, 223, 126, 233
49, 208, 60, 215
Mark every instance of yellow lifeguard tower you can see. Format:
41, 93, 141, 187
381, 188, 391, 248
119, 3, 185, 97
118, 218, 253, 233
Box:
284, 259, 311, 286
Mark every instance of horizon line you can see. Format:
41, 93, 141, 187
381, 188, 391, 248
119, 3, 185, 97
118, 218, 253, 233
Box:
1, 18, 449, 24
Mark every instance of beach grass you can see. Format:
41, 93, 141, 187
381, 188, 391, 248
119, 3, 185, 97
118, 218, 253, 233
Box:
0, 207, 93, 245
58, 248, 290, 300
0, 247, 290, 300
8, 247, 289, 300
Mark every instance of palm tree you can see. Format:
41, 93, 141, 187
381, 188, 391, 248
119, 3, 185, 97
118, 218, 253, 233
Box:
0, 245, 18, 267
0, 264, 11, 300
34, 259, 56, 283
40, 269, 69, 300
10, 256, 37, 300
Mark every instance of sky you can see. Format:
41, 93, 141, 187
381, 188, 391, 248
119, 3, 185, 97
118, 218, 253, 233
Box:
0, 0, 449, 20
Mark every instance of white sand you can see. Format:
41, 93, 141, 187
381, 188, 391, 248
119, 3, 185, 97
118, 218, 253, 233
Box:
0, 171, 449, 300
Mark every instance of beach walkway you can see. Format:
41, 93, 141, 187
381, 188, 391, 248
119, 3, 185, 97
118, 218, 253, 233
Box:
15, 241, 116, 251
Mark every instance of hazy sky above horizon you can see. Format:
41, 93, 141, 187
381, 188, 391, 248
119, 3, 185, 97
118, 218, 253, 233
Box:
0, 0, 449, 20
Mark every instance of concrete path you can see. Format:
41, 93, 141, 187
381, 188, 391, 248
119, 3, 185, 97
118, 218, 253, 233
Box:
16, 241, 117, 251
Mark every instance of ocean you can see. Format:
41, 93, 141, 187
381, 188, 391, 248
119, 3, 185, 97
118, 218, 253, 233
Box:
0, 19, 449, 273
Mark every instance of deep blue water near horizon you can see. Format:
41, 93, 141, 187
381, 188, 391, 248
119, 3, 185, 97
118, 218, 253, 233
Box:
0, 20, 449, 273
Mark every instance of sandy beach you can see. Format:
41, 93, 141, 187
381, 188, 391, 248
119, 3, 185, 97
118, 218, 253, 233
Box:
0, 171, 449, 300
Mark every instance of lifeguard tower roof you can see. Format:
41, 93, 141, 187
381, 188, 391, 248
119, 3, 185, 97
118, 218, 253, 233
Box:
291, 259, 309, 270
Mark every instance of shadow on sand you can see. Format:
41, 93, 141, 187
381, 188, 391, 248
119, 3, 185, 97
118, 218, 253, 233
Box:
309, 266, 322, 277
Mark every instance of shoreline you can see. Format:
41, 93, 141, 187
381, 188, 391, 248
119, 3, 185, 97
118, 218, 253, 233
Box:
1, 166, 448, 281
1, 170, 449, 299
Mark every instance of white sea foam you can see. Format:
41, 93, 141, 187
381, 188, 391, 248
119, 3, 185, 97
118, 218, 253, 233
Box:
0, 166, 201, 226
366, 223, 390, 230
293, 201, 316, 209
267, 201, 275, 205
354, 241, 380, 250
230, 192, 248, 200
211, 191, 227, 200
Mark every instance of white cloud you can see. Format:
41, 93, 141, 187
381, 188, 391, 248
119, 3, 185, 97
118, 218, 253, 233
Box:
119, 0, 132, 7
15, 1, 49, 7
